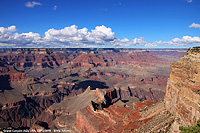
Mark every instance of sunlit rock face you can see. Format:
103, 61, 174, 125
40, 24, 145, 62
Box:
164, 47, 200, 132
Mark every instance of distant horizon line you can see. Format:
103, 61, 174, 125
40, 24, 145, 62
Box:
0, 47, 190, 49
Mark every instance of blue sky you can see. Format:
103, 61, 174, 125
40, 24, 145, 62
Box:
0, 0, 200, 48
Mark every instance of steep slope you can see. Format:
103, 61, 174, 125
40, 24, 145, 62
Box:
164, 47, 200, 132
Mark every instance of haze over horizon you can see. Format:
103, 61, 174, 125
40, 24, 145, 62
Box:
0, 0, 200, 48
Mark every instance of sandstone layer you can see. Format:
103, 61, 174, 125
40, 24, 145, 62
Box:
164, 47, 200, 132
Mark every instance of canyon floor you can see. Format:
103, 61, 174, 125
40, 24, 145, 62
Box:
0, 48, 188, 132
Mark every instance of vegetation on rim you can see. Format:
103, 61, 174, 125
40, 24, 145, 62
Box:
187, 46, 200, 54
179, 119, 200, 133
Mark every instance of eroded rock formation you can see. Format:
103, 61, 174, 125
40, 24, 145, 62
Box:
73, 47, 200, 132
0, 48, 188, 132
73, 100, 174, 132
164, 47, 200, 132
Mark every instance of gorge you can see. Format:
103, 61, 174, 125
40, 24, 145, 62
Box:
0, 47, 199, 132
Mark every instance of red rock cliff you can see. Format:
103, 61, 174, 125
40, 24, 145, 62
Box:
164, 47, 200, 132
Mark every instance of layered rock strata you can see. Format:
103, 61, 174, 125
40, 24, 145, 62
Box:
73, 100, 174, 133
164, 47, 200, 132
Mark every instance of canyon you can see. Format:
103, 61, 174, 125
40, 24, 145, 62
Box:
0, 47, 197, 132
73, 47, 200, 132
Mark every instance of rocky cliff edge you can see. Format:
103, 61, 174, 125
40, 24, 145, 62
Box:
164, 47, 200, 132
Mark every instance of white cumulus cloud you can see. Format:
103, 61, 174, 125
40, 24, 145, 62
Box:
87, 25, 115, 44
0, 25, 151, 48
189, 23, 200, 29
25, 1, 42, 8
170, 36, 200, 46
107, 37, 147, 47
44, 25, 88, 43
44, 25, 117, 46
0, 25, 17, 34
1, 25, 200, 48
117, 37, 147, 47
0, 26, 42, 47
153, 36, 200, 46
145, 43, 157, 47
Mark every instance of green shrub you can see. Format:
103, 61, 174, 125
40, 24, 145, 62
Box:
190, 47, 200, 53
179, 119, 200, 133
